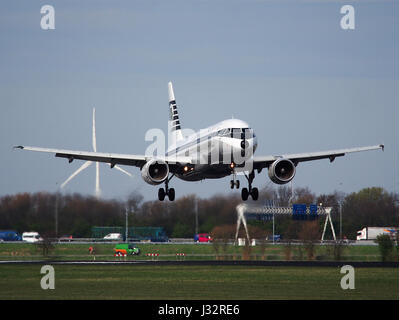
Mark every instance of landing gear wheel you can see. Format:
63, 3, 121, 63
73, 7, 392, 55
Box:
251, 187, 259, 201
168, 188, 175, 201
158, 188, 165, 201
241, 188, 249, 201
230, 180, 240, 189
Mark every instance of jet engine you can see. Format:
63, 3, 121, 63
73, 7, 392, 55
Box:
268, 158, 296, 184
141, 159, 169, 185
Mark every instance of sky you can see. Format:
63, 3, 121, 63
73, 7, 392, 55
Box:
0, 0, 398, 202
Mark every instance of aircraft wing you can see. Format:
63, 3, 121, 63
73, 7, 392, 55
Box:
13, 145, 192, 168
253, 144, 384, 170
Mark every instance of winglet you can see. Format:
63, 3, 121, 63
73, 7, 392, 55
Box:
13, 145, 24, 150
380, 144, 384, 152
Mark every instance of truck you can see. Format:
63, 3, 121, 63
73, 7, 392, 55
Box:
92, 226, 169, 242
22, 231, 43, 243
356, 227, 399, 241
0, 230, 22, 241
103, 233, 123, 241
114, 243, 141, 256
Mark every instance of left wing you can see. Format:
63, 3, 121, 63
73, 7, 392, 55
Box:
253, 144, 384, 171
13, 145, 192, 169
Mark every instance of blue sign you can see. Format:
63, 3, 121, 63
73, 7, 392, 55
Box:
292, 204, 319, 221
293, 204, 307, 214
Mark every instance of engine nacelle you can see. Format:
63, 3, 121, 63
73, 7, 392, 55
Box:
268, 158, 296, 185
141, 159, 169, 185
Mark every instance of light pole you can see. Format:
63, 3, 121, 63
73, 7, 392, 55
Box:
339, 201, 342, 241
54, 183, 61, 239
272, 212, 275, 245
125, 207, 128, 243
288, 180, 294, 205
195, 197, 199, 235
338, 182, 343, 241
55, 192, 58, 238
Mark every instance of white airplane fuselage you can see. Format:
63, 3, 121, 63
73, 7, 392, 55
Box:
166, 118, 258, 181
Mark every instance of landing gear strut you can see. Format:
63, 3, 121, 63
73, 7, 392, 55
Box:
158, 174, 175, 201
241, 171, 258, 201
230, 171, 240, 189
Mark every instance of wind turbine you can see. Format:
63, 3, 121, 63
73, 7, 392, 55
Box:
60, 108, 132, 198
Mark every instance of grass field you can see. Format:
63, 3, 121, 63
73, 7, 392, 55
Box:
0, 264, 398, 300
0, 242, 389, 262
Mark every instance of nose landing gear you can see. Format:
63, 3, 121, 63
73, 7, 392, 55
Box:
230, 180, 240, 189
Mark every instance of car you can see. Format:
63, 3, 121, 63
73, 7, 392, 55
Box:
59, 235, 73, 242
267, 235, 281, 242
194, 233, 212, 243
103, 233, 123, 241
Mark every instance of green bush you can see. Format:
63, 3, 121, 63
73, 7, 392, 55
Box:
375, 234, 394, 262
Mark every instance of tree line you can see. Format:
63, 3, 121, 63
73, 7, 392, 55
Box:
0, 186, 398, 240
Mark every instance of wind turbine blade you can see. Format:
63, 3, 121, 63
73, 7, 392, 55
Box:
60, 161, 92, 189
113, 164, 133, 177
95, 161, 101, 198
92, 107, 97, 152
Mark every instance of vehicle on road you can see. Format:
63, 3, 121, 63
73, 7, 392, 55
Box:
114, 243, 141, 255
267, 234, 281, 242
22, 232, 43, 243
104, 233, 123, 241
194, 233, 212, 243
59, 235, 73, 242
356, 227, 399, 240
0, 230, 22, 241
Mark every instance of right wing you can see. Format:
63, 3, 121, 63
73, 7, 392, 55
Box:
253, 144, 384, 171
13, 145, 192, 169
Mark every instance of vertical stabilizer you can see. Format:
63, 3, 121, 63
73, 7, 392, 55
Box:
168, 82, 184, 147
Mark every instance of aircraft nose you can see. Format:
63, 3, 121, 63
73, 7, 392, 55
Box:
241, 136, 257, 155
253, 136, 258, 151
240, 140, 249, 149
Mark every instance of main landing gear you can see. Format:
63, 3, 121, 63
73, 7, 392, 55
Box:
158, 174, 175, 201
232, 171, 259, 201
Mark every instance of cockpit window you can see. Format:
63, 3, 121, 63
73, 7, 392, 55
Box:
231, 128, 254, 139
217, 128, 255, 138
217, 128, 231, 137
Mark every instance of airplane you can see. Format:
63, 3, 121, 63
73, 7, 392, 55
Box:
14, 82, 384, 201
